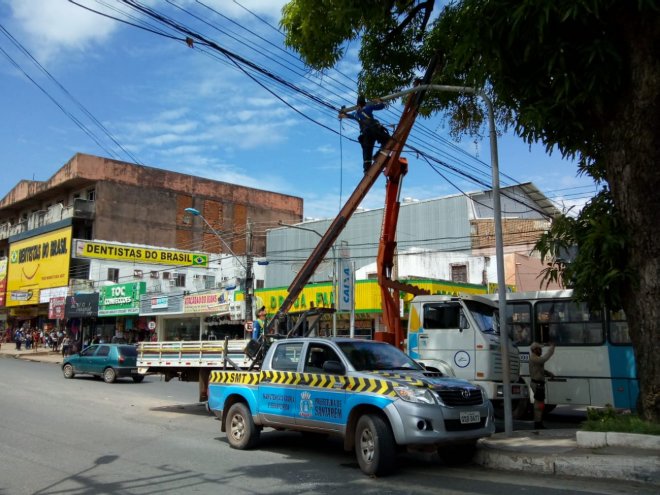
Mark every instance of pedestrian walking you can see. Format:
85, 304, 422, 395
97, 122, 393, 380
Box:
339, 95, 391, 173
529, 342, 556, 429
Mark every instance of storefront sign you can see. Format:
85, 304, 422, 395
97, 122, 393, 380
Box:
40, 286, 69, 304
48, 296, 66, 319
65, 293, 99, 318
245, 278, 488, 315
98, 282, 146, 316
139, 291, 184, 316
183, 290, 231, 314
338, 258, 353, 312
74, 239, 208, 267
151, 296, 169, 309
6, 227, 72, 307
0, 258, 7, 307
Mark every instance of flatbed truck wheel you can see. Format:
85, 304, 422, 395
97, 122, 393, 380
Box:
226, 402, 260, 450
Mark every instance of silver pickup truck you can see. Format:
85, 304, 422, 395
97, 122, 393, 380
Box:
208, 338, 494, 475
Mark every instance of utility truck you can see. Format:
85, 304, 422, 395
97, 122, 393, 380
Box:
208, 336, 494, 476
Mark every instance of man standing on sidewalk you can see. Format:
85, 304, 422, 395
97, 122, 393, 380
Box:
529, 342, 556, 429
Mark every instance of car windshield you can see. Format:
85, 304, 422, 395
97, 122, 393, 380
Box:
118, 345, 137, 357
337, 341, 423, 372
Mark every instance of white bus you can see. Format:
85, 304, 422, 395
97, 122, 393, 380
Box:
495, 290, 638, 411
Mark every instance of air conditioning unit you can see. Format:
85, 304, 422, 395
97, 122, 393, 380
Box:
193, 274, 202, 280
169, 279, 176, 286
150, 271, 159, 279
133, 269, 143, 278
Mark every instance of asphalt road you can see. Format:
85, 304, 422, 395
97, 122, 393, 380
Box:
0, 358, 654, 495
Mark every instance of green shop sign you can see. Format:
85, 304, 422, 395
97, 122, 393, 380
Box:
98, 282, 146, 316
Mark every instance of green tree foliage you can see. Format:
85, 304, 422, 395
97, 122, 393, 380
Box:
281, 0, 660, 421
534, 188, 634, 312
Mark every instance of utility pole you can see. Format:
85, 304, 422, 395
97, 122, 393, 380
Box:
245, 218, 254, 322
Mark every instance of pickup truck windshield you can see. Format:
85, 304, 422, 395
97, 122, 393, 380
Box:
338, 341, 423, 372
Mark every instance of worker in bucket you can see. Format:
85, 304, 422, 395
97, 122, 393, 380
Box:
339, 95, 390, 173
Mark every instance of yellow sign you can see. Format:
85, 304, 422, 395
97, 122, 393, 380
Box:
7, 227, 72, 307
240, 278, 488, 316
74, 240, 209, 267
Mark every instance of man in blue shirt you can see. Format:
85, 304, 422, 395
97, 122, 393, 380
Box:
252, 306, 266, 341
340, 95, 390, 173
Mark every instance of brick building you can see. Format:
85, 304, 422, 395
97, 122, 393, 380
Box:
0, 153, 302, 326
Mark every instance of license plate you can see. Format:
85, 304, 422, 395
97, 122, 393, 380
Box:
459, 411, 480, 424
130, 368, 138, 373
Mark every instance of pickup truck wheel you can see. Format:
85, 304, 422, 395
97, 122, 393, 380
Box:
355, 414, 396, 476
103, 367, 117, 383
439, 440, 476, 466
62, 364, 75, 379
226, 403, 259, 450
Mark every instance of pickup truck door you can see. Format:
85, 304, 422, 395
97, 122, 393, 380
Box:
295, 343, 347, 433
258, 342, 302, 426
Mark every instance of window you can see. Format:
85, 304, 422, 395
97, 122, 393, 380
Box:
535, 301, 604, 345
133, 269, 143, 279
150, 271, 159, 279
96, 345, 110, 357
271, 342, 302, 371
609, 310, 632, 345
87, 188, 96, 201
304, 344, 341, 373
256, 279, 265, 289
107, 268, 119, 283
423, 303, 462, 329
174, 273, 186, 287
451, 264, 468, 283
506, 302, 532, 346
204, 275, 215, 290
162, 272, 171, 280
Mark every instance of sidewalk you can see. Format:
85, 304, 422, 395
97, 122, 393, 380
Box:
2, 344, 658, 485
476, 425, 659, 485
0, 344, 65, 364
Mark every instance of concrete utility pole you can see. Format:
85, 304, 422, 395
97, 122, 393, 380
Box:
245, 218, 254, 322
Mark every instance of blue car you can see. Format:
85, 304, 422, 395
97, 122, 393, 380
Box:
62, 344, 144, 383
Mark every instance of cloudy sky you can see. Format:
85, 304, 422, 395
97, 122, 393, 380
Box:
0, 0, 596, 221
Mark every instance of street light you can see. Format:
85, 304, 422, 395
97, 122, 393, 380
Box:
278, 221, 337, 337
185, 207, 252, 320
185, 208, 246, 270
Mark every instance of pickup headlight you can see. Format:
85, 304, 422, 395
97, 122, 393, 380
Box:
394, 386, 437, 405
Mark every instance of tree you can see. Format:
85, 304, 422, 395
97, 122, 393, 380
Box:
281, 0, 660, 421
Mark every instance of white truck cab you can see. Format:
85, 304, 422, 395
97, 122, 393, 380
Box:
407, 294, 525, 407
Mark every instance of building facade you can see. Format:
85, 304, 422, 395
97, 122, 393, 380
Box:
0, 153, 302, 338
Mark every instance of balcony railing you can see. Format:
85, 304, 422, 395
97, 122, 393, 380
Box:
0, 199, 95, 240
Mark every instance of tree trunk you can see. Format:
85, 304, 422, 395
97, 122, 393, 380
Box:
603, 15, 660, 421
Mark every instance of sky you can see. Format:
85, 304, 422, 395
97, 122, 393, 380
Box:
0, 0, 597, 222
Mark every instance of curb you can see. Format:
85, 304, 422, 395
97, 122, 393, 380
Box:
475, 438, 660, 485
577, 430, 660, 450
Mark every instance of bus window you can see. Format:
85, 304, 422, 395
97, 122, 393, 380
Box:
609, 310, 631, 344
506, 302, 532, 346
536, 301, 604, 345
